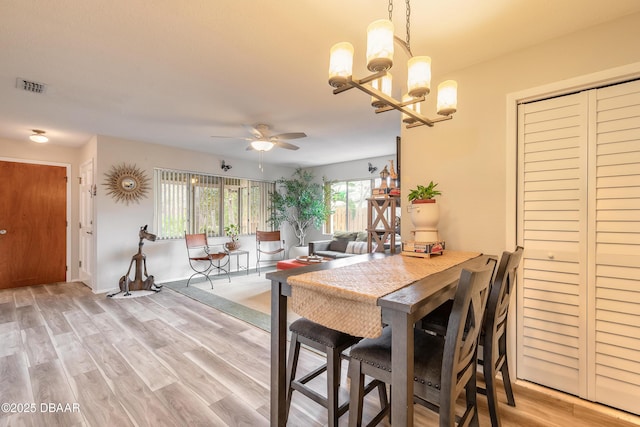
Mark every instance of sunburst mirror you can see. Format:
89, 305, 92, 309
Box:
103, 163, 150, 205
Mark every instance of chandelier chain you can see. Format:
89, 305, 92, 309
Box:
405, 0, 411, 49
388, 0, 393, 20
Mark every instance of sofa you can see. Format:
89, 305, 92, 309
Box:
308, 231, 370, 259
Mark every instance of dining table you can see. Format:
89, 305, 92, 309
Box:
266, 250, 493, 426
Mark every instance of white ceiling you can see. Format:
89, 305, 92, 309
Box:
2, 0, 640, 167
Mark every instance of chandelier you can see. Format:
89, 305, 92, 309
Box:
328, 0, 457, 128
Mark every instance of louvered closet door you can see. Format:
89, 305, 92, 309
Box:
517, 92, 589, 396
589, 80, 640, 414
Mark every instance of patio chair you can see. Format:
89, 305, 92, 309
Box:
255, 230, 285, 275
184, 232, 230, 288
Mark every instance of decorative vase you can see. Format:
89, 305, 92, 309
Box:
225, 241, 240, 251
408, 200, 439, 242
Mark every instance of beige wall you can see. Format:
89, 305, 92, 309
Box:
401, 12, 640, 256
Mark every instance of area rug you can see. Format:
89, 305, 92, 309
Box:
162, 270, 300, 332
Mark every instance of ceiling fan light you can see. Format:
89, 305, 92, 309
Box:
328, 42, 354, 88
437, 80, 458, 116
30, 129, 48, 143
371, 73, 392, 108
407, 56, 431, 98
251, 140, 275, 151
366, 19, 394, 72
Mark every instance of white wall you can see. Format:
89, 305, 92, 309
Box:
93, 135, 295, 293
400, 12, 640, 256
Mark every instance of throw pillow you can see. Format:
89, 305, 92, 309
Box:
346, 241, 371, 254
329, 238, 350, 252
355, 231, 368, 242
332, 231, 358, 241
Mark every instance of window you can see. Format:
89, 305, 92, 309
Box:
154, 169, 274, 239
327, 179, 372, 233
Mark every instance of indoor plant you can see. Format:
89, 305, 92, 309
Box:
268, 168, 332, 248
407, 181, 441, 203
407, 181, 441, 242
224, 223, 240, 251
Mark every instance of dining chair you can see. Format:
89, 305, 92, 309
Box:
255, 230, 285, 275
285, 317, 387, 427
418, 247, 524, 427
184, 232, 231, 288
347, 261, 496, 427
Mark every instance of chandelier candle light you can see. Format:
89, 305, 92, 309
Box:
328, 0, 458, 128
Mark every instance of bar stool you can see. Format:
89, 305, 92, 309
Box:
285, 317, 387, 426
419, 247, 524, 427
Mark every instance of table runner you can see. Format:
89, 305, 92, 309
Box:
288, 251, 481, 338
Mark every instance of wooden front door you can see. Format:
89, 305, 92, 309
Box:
0, 160, 67, 288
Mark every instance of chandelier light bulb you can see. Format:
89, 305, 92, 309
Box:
437, 80, 458, 116
371, 73, 392, 108
30, 129, 48, 143
328, 42, 354, 88
366, 19, 394, 72
250, 139, 275, 152
401, 94, 422, 123
407, 56, 431, 98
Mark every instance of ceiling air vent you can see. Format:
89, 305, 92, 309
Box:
16, 78, 47, 94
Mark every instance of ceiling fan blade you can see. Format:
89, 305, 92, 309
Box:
271, 132, 306, 140
275, 141, 300, 150
246, 123, 269, 139
211, 135, 253, 141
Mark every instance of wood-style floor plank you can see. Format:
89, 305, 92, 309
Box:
71, 369, 133, 427
53, 332, 96, 377
112, 338, 178, 391
15, 306, 42, 330
22, 325, 57, 366
0, 353, 32, 405
0, 322, 22, 358
111, 369, 183, 427
0, 281, 637, 427
185, 346, 270, 409
154, 345, 228, 405
29, 360, 84, 427
153, 382, 227, 426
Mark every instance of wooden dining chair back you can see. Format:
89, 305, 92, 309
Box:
480, 246, 523, 427
418, 247, 524, 427
347, 260, 496, 427
184, 232, 230, 288
255, 230, 285, 275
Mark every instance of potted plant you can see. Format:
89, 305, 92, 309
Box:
407, 181, 441, 204
268, 168, 332, 254
407, 181, 441, 242
224, 223, 240, 251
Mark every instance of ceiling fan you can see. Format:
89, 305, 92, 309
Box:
211, 123, 306, 152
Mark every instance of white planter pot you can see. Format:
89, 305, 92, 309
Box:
288, 245, 309, 259
408, 201, 440, 242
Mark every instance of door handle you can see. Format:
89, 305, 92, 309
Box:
86, 231, 93, 235
0, 229, 6, 235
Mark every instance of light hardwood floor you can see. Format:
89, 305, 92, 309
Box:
0, 281, 638, 426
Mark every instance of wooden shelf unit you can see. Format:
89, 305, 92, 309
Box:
366, 196, 400, 254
